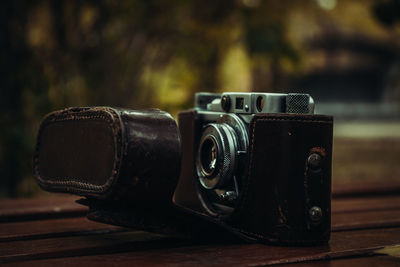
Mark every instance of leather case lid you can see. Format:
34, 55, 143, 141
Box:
35, 107, 123, 197
34, 107, 181, 202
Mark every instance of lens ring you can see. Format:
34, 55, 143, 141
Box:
199, 135, 218, 177
196, 123, 236, 190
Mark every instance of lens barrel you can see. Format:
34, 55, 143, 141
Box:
197, 123, 237, 189
196, 114, 248, 190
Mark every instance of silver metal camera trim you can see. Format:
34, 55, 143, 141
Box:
205, 92, 315, 115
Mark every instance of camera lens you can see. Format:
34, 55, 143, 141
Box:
196, 114, 249, 216
199, 136, 218, 177
197, 123, 236, 190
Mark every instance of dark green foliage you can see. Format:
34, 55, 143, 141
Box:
1, 0, 394, 197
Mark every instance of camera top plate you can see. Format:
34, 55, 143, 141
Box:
195, 92, 315, 115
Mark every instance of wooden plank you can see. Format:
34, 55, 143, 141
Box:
0, 192, 398, 222
0, 202, 397, 243
332, 138, 400, 188
0, 194, 397, 240
0, 195, 399, 265
2, 227, 400, 266
332, 137, 400, 198
333, 182, 400, 197
332, 195, 400, 213
0, 195, 87, 222
0, 231, 184, 264
332, 209, 400, 231
279, 256, 400, 266
0, 217, 125, 242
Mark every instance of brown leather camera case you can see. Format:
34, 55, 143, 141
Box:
34, 107, 332, 245
173, 110, 333, 245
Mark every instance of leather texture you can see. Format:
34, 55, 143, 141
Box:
173, 110, 333, 245
34, 107, 181, 205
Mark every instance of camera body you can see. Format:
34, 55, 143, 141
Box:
173, 92, 333, 245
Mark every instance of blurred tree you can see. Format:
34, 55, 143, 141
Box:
374, 0, 400, 27
0, 1, 51, 197
241, 1, 300, 91
1, 0, 398, 197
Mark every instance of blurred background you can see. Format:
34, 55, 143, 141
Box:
1, 0, 400, 198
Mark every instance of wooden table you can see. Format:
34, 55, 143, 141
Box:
1, 188, 400, 266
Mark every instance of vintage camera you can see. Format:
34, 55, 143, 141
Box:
173, 92, 333, 245
34, 92, 333, 245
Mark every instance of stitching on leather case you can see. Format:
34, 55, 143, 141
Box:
233, 115, 332, 242
34, 107, 124, 196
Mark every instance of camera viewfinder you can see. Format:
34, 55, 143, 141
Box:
235, 97, 244, 110
256, 96, 264, 112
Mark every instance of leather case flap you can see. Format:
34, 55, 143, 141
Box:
230, 113, 333, 244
